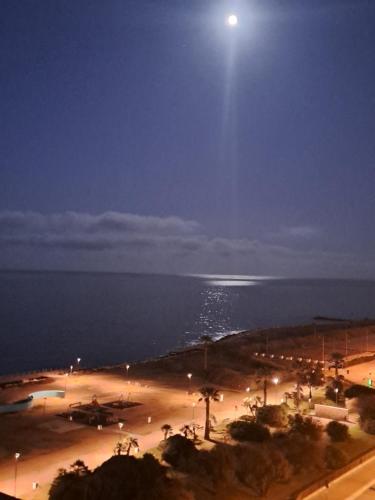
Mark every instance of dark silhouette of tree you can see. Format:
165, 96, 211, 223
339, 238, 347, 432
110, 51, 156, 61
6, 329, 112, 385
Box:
227, 420, 271, 442
198, 386, 220, 440
255, 366, 272, 406
161, 435, 198, 469
288, 414, 322, 441
200, 334, 213, 373
329, 352, 345, 379
161, 424, 173, 440
326, 421, 349, 442
49, 460, 91, 500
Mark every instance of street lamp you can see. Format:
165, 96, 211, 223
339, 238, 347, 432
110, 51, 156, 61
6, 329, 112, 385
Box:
77, 357, 81, 370
70, 364, 73, 374
245, 387, 250, 393
126, 364, 130, 381
334, 387, 339, 405
14, 452, 21, 497
187, 373, 192, 393
192, 402, 196, 420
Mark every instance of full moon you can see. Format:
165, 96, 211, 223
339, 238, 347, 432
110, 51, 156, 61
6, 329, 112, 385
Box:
227, 14, 238, 27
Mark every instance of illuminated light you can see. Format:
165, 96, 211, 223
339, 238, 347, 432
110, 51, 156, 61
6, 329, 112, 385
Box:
246, 387, 250, 393
220, 394, 224, 402
272, 377, 279, 385
15, 452, 21, 460
187, 373, 192, 379
227, 14, 238, 27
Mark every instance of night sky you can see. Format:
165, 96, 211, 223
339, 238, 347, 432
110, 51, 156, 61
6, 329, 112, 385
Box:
1, 0, 374, 277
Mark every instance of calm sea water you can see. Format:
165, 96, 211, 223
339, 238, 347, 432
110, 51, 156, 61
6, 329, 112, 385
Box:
0, 271, 374, 375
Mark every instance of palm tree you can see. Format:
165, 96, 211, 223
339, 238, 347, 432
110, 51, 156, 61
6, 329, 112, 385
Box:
180, 424, 193, 439
329, 352, 344, 379
124, 436, 139, 456
200, 334, 213, 372
198, 386, 220, 440
161, 424, 173, 440
256, 366, 272, 406
113, 440, 127, 456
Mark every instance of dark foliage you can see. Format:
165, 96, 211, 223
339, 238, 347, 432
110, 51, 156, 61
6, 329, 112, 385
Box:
326, 421, 349, 442
324, 445, 348, 470
50, 454, 188, 500
256, 404, 288, 427
345, 384, 375, 399
288, 414, 323, 441
161, 434, 198, 468
274, 433, 323, 473
227, 420, 271, 442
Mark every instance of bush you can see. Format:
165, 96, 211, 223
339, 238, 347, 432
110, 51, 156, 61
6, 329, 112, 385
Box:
361, 418, 375, 434
234, 444, 291, 496
356, 396, 375, 434
257, 404, 288, 427
274, 433, 322, 473
324, 445, 348, 470
345, 384, 375, 399
227, 420, 271, 442
326, 421, 349, 442
161, 435, 198, 468
288, 414, 323, 441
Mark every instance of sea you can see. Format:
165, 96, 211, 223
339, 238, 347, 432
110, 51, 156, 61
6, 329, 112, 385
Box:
0, 270, 374, 376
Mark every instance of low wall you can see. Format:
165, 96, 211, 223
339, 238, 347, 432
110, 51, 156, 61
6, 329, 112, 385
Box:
0, 390, 65, 414
314, 404, 348, 421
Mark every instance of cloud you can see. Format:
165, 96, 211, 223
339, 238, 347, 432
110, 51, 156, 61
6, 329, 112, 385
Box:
267, 225, 320, 241
0, 210, 373, 278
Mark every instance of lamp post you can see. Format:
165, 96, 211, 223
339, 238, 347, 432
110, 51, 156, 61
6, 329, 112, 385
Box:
192, 402, 196, 421
14, 452, 20, 497
64, 372, 68, 394
334, 387, 339, 405
77, 357, 81, 370
187, 373, 192, 393
272, 377, 279, 403
70, 364, 73, 374
126, 364, 130, 381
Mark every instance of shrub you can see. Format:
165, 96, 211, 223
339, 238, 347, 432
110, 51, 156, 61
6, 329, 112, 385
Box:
257, 404, 288, 427
326, 421, 349, 442
345, 384, 375, 399
288, 414, 323, 441
324, 445, 348, 470
356, 396, 375, 434
227, 420, 271, 442
161, 435, 198, 469
274, 433, 322, 473
234, 444, 291, 496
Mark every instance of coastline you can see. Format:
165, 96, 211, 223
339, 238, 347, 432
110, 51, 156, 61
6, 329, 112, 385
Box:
1, 318, 375, 385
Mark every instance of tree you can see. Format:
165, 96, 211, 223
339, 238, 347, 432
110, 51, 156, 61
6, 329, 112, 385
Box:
242, 396, 262, 417
257, 404, 288, 427
123, 436, 139, 456
356, 396, 375, 434
227, 420, 271, 442
113, 441, 128, 456
86, 454, 190, 500
326, 421, 349, 442
161, 435, 198, 469
288, 414, 322, 441
329, 352, 345, 379
49, 460, 91, 500
274, 433, 323, 473
161, 424, 173, 440
200, 334, 213, 373
255, 366, 272, 406
325, 445, 348, 470
345, 384, 375, 399
180, 424, 193, 439
198, 386, 220, 440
